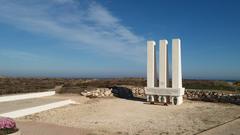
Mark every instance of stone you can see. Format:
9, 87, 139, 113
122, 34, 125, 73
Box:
80, 92, 87, 96
104, 90, 112, 96
139, 88, 144, 95
95, 89, 101, 93
92, 92, 99, 97
80, 92, 91, 96
111, 86, 133, 99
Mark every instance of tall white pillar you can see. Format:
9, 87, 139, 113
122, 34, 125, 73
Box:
147, 41, 156, 88
159, 40, 168, 88
172, 39, 183, 105
172, 39, 182, 88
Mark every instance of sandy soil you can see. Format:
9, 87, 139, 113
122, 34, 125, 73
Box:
17, 94, 240, 135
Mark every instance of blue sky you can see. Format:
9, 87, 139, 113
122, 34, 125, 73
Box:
0, 0, 239, 80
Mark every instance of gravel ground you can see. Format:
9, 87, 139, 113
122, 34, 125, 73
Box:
17, 95, 240, 135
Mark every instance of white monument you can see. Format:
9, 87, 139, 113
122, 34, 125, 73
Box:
145, 38, 185, 105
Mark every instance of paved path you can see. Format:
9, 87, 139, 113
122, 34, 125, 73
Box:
0, 96, 68, 114
17, 121, 91, 135
197, 117, 240, 135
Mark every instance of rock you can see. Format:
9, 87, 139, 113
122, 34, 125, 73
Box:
93, 92, 99, 97
111, 86, 133, 99
185, 89, 240, 105
80, 92, 87, 96
95, 89, 101, 93
80, 92, 91, 96
86, 94, 98, 98
139, 88, 144, 94
104, 90, 112, 96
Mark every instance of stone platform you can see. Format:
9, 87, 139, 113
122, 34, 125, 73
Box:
0, 95, 74, 118
0, 96, 64, 114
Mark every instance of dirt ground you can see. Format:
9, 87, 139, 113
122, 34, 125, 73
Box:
17, 94, 240, 135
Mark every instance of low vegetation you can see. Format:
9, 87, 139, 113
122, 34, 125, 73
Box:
0, 77, 239, 95
0, 78, 61, 95
233, 81, 240, 87
183, 80, 238, 90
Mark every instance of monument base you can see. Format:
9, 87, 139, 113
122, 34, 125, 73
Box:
145, 87, 185, 105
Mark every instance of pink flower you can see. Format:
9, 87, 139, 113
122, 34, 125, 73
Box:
0, 117, 16, 129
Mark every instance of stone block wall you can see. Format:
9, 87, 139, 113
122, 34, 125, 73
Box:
185, 89, 240, 105
79, 86, 240, 105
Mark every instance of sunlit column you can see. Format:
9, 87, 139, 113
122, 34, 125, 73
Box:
172, 38, 183, 105
159, 40, 168, 88
147, 41, 157, 88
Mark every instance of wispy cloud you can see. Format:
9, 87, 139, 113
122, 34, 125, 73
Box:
0, 0, 146, 62
0, 50, 41, 61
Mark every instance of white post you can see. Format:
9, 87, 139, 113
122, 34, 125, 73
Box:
147, 41, 156, 88
147, 41, 156, 103
159, 40, 168, 88
172, 38, 183, 105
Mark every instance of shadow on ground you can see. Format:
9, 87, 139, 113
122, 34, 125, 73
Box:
111, 86, 145, 102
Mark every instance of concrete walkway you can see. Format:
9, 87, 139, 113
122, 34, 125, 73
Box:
0, 96, 64, 114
